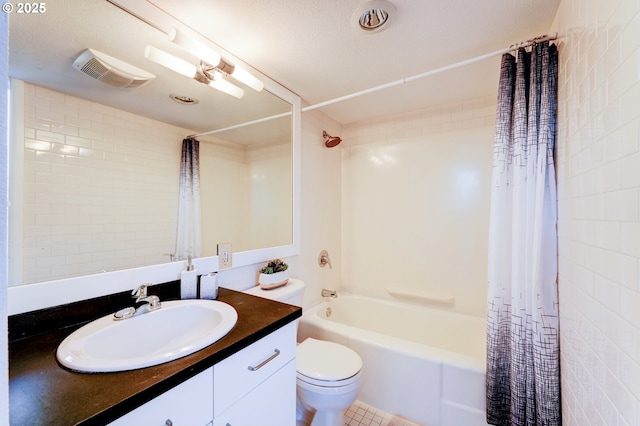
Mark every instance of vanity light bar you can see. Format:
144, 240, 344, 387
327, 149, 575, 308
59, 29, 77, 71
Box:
144, 45, 244, 99
168, 27, 264, 92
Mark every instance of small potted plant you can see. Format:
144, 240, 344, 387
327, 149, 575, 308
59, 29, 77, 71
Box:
258, 259, 289, 290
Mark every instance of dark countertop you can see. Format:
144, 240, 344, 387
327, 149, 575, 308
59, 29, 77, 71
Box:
9, 287, 301, 426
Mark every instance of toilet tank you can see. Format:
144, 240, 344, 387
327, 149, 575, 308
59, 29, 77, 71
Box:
243, 278, 305, 307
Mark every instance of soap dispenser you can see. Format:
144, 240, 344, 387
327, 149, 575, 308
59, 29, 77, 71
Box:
181, 255, 197, 299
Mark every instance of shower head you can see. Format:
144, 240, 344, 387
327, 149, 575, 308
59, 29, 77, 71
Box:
322, 130, 342, 148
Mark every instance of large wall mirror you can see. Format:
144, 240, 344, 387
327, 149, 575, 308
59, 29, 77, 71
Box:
8, 0, 300, 287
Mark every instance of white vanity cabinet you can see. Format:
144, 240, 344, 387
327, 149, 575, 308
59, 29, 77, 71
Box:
213, 322, 297, 426
213, 360, 295, 426
106, 322, 297, 426
108, 367, 214, 426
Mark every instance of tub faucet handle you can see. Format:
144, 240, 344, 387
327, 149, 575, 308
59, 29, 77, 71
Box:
318, 250, 332, 269
321, 288, 337, 298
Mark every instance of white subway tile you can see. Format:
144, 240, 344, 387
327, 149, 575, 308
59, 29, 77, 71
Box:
19, 82, 187, 284
34, 129, 65, 144
65, 115, 92, 129
35, 107, 65, 124
51, 100, 78, 117
52, 143, 79, 157
51, 123, 79, 137
558, 1, 640, 421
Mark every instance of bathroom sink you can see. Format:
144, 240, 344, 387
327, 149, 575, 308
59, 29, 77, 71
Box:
56, 299, 238, 373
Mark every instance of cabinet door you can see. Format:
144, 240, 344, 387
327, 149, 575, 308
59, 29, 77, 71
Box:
213, 322, 296, 418
214, 359, 296, 426
108, 368, 213, 426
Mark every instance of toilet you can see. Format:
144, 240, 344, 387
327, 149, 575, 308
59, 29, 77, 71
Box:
243, 279, 363, 426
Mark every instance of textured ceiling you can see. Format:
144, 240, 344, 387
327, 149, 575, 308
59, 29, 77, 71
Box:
8, 0, 561, 128
149, 0, 560, 123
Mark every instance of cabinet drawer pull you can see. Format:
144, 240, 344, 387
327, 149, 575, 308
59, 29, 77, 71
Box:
247, 349, 280, 371
165, 420, 173, 426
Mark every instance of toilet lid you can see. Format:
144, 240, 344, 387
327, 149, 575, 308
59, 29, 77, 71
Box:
296, 338, 362, 382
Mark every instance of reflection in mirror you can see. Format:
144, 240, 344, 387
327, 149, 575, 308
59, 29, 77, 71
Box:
198, 117, 293, 258
8, 0, 295, 286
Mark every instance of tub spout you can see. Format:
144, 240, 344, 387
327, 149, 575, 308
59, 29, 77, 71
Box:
321, 288, 337, 298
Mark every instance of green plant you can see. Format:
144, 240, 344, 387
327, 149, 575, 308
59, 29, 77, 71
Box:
260, 259, 289, 274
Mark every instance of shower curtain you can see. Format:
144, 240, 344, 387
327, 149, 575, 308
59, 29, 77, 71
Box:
175, 137, 201, 261
486, 42, 560, 426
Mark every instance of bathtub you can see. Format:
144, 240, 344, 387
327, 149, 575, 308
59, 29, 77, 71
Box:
297, 294, 489, 426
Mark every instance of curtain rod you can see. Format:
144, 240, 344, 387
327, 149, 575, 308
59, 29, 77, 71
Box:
187, 33, 557, 138
301, 33, 558, 112
186, 111, 291, 139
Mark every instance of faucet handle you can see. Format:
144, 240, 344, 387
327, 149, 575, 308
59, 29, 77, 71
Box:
146, 295, 162, 310
132, 284, 149, 301
318, 250, 332, 269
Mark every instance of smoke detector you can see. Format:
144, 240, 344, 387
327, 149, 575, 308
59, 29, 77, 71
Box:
72, 49, 155, 88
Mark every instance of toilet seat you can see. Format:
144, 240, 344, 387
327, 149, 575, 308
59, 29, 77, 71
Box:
297, 368, 363, 388
296, 338, 362, 387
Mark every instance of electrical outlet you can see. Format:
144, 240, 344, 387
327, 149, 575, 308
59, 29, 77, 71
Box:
217, 242, 232, 269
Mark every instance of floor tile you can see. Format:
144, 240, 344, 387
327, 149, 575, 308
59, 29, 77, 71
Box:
343, 400, 421, 426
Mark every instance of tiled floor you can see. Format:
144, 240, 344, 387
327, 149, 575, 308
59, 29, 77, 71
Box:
297, 400, 421, 426
344, 401, 421, 426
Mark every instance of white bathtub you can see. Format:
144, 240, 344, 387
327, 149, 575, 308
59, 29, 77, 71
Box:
297, 294, 489, 426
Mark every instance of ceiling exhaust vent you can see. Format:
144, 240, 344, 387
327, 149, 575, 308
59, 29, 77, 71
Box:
72, 49, 155, 88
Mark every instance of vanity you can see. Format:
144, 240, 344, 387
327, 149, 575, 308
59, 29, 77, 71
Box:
9, 284, 301, 425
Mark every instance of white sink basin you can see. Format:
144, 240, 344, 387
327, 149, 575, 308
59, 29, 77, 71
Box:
56, 299, 238, 373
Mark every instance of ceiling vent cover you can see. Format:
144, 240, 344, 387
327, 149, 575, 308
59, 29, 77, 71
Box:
72, 49, 155, 88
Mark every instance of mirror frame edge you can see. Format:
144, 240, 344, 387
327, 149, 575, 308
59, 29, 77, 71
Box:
8, 76, 302, 316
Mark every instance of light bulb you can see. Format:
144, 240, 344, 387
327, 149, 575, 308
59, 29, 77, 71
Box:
144, 45, 196, 78
230, 66, 264, 92
168, 27, 222, 67
208, 71, 244, 99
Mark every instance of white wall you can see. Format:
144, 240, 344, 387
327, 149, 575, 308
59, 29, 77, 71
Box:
199, 139, 292, 256
297, 110, 343, 309
1, 11, 10, 425
553, 0, 640, 424
247, 142, 293, 250
200, 140, 250, 255
341, 96, 496, 317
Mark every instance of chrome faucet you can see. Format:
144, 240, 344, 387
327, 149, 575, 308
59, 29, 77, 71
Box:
113, 284, 162, 320
321, 288, 337, 298
132, 284, 162, 311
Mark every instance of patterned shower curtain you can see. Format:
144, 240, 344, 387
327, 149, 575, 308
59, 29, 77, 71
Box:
175, 137, 201, 261
486, 42, 560, 426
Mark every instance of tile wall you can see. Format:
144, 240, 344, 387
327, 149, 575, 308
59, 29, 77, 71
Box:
552, 0, 640, 424
15, 82, 184, 284
342, 95, 497, 317
297, 110, 344, 309
13, 82, 290, 285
